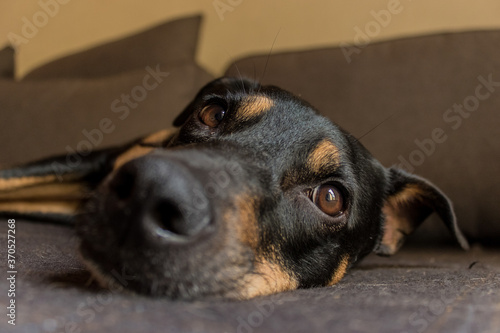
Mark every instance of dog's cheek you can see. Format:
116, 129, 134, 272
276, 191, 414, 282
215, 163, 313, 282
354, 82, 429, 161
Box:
228, 193, 260, 249
224, 193, 301, 299
326, 254, 350, 286
239, 258, 299, 299
76, 190, 117, 250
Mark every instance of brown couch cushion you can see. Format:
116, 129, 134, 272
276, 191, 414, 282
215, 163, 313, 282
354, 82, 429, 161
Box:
5, 220, 500, 333
225, 30, 500, 243
0, 64, 212, 167
23, 15, 202, 79
1, 16, 213, 167
0, 45, 14, 78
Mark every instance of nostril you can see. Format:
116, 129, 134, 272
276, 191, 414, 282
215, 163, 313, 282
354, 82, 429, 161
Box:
110, 169, 136, 200
151, 200, 211, 240
152, 201, 190, 237
107, 156, 213, 243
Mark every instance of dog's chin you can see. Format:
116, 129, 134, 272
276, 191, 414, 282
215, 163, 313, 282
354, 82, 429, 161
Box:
79, 218, 254, 301
77, 244, 252, 301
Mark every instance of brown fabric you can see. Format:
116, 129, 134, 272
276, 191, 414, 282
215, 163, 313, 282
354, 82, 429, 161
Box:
23, 15, 202, 79
225, 30, 500, 243
1, 15, 213, 167
1, 220, 499, 332
0, 45, 14, 78
0, 64, 212, 167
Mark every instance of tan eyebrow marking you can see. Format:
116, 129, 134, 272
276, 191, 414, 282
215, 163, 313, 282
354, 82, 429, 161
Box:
237, 95, 274, 121
307, 139, 341, 174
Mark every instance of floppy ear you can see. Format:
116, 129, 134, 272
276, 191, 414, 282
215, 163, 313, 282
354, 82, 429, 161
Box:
0, 145, 129, 223
0, 129, 176, 223
173, 76, 261, 126
374, 167, 469, 256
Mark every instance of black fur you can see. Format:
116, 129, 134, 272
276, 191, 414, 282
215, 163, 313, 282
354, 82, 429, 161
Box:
0, 77, 468, 300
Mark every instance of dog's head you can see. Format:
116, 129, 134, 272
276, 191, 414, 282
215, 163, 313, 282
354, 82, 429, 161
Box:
77, 77, 468, 300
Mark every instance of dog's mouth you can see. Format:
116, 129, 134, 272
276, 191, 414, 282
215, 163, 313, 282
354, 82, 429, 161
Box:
77, 235, 255, 300
75, 150, 264, 300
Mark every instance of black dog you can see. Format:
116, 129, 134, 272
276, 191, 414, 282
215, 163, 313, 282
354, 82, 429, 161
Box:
0, 77, 468, 300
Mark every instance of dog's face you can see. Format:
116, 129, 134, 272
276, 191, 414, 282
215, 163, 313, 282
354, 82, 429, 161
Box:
76, 77, 468, 300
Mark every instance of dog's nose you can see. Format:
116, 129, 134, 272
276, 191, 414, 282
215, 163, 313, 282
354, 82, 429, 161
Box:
108, 155, 213, 244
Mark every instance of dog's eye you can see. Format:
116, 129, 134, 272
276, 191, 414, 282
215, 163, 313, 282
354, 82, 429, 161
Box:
199, 104, 226, 127
311, 184, 344, 217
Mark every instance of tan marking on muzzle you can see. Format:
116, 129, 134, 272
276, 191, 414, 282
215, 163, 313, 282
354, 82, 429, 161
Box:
224, 194, 299, 298
113, 145, 154, 171
232, 194, 260, 249
141, 128, 177, 146
307, 139, 340, 174
241, 258, 299, 299
327, 255, 350, 286
237, 96, 274, 121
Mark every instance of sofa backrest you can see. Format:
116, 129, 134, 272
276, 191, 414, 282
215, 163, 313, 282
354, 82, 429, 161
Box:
225, 30, 500, 244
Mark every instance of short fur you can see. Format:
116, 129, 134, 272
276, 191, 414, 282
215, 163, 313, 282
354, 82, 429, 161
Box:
0, 77, 468, 300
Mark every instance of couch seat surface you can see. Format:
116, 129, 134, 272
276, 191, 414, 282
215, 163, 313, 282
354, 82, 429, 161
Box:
1, 220, 499, 333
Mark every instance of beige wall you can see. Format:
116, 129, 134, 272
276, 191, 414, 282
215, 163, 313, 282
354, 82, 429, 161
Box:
1, 0, 500, 78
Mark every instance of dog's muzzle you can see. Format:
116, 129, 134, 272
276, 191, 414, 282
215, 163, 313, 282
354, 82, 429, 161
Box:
76, 149, 260, 299
108, 155, 214, 245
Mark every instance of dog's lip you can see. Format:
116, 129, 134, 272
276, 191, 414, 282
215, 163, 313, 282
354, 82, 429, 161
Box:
77, 240, 118, 278
77, 231, 253, 300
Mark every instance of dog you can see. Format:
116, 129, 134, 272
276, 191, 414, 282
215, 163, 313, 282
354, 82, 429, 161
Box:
0, 77, 469, 300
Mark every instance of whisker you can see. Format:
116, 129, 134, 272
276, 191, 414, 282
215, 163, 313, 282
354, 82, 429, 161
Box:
259, 27, 282, 92
253, 61, 257, 84
234, 63, 246, 94
356, 113, 396, 142
324, 112, 397, 158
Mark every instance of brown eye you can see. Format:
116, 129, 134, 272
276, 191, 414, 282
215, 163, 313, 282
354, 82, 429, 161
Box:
312, 184, 344, 217
199, 104, 226, 127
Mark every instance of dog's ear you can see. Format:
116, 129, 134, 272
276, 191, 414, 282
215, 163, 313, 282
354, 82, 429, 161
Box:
374, 167, 469, 256
0, 129, 177, 223
0, 145, 130, 223
173, 77, 261, 127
